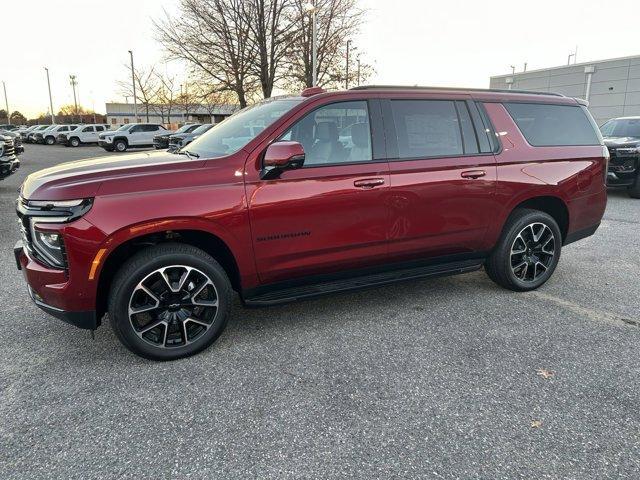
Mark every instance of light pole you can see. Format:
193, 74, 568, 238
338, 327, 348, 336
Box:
44, 67, 55, 124
128, 50, 138, 122
69, 75, 79, 122
2, 81, 9, 124
304, 2, 318, 86
346, 40, 351, 89
357, 55, 361, 86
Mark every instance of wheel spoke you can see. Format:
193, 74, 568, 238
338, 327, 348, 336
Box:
510, 222, 556, 283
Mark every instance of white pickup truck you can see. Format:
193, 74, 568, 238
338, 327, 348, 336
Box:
58, 124, 111, 147
98, 123, 167, 152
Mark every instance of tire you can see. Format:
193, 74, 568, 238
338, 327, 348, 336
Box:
628, 173, 640, 199
485, 208, 562, 292
108, 243, 233, 360
114, 139, 127, 152
45, 136, 55, 145
69, 137, 80, 147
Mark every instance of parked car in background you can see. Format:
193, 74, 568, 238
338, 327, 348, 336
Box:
0, 129, 24, 154
58, 124, 110, 147
26, 125, 51, 143
98, 123, 167, 152
32, 125, 59, 144
37, 125, 80, 145
600, 116, 640, 198
19, 125, 38, 139
0, 124, 19, 131
168, 123, 214, 152
0, 133, 19, 180
14, 86, 608, 360
153, 124, 200, 149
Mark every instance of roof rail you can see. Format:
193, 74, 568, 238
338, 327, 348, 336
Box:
349, 85, 565, 97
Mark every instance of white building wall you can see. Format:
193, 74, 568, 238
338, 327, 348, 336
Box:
105, 103, 238, 127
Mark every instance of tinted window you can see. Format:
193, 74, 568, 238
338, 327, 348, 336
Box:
504, 102, 600, 146
280, 101, 372, 165
391, 100, 463, 158
600, 118, 640, 138
96, 126, 104, 132
82, 126, 94, 132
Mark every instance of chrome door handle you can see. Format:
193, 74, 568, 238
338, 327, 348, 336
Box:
461, 170, 486, 179
354, 178, 385, 188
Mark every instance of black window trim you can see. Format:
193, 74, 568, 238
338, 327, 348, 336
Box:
275, 98, 384, 169
475, 102, 501, 154
380, 97, 500, 162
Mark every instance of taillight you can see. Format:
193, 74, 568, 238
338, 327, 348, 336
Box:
602, 145, 609, 185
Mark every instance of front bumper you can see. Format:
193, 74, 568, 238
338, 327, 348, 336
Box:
606, 151, 638, 186
153, 138, 169, 149
14, 241, 99, 330
98, 139, 113, 148
0, 156, 20, 180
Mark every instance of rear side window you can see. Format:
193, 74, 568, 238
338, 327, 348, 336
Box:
390, 100, 464, 158
504, 102, 600, 146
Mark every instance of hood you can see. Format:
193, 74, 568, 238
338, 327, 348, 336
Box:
21, 150, 190, 200
604, 136, 640, 147
170, 133, 190, 140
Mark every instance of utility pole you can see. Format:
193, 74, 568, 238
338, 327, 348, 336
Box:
69, 75, 78, 122
510, 65, 516, 75
128, 50, 138, 122
44, 67, 55, 124
345, 40, 351, 89
524, 62, 528, 72
2, 81, 9, 124
304, 2, 318, 86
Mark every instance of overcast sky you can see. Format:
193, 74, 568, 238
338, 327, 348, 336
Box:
2, 0, 638, 118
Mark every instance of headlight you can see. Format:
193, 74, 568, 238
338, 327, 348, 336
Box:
32, 228, 65, 267
0, 141, 4, 157
18, 198, 93, 269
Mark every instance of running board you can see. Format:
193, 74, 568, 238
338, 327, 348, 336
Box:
243, 259, 483, 306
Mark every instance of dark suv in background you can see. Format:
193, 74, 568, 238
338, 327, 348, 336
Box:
15, 86, 607, 360
600, 116, 640, 197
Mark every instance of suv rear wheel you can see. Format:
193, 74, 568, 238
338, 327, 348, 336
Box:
485, 209, 562, 291
108, 243, 232, 360
69, 137, 80, 147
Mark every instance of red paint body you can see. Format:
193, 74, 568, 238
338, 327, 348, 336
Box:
16, 88, 607, 322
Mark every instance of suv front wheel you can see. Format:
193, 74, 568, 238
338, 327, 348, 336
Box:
485, 209, 562, 291
114, 139, 128, 152
108, 243, 233, 360
628, 174, 640, 199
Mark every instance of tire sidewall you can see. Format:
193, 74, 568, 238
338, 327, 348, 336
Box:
109, 249, 232, 360
70, 137, 80, 147
115, 140, 127, 152
499, 211, 562, 291
45, 136, 54, 145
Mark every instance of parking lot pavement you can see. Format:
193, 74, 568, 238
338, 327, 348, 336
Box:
1, 144, 639, 479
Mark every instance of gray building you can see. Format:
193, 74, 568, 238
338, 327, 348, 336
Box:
105, 102, 238, 127
490, 54, 640, 126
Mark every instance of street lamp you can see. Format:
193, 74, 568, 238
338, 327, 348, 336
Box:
44, 67, 55, 125
2, 81, 9, 124
128, 50, 138, 122
304, 2, 318, 86
69, 75, 79, 122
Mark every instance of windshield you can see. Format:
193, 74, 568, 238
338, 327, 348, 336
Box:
176, 124, 197, 134
184, 97, 303, 157
115, 123, 133, 132
192, 124, 213, 135
600, 118, 640, 138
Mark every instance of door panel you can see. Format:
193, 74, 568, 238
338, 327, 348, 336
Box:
246, 99, 391, 285
248, 163, 390, 284
383, 97, 499, 261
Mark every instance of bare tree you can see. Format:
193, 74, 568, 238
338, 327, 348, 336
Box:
284, 0, 366, 89
155, 0, 256, 108
153, 71, 179, 124
242, 0, 296, 98
192, 82, 237, 122
118, 65, 159, 122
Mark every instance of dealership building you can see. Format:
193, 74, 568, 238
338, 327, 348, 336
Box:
105, 102, 238, 127
490, 54, 640, 126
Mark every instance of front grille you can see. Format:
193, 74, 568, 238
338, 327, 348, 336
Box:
2, 138, 15, 157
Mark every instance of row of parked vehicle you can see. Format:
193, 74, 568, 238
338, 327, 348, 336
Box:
10, 122, 215, 153
0, 124, 24, 180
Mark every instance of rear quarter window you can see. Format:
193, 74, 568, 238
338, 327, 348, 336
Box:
504, 102, 600, 147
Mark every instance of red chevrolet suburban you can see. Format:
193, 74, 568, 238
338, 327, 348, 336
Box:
15, 86, 608, 360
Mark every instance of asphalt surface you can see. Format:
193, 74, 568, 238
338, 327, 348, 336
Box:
1, 144, 639, 479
